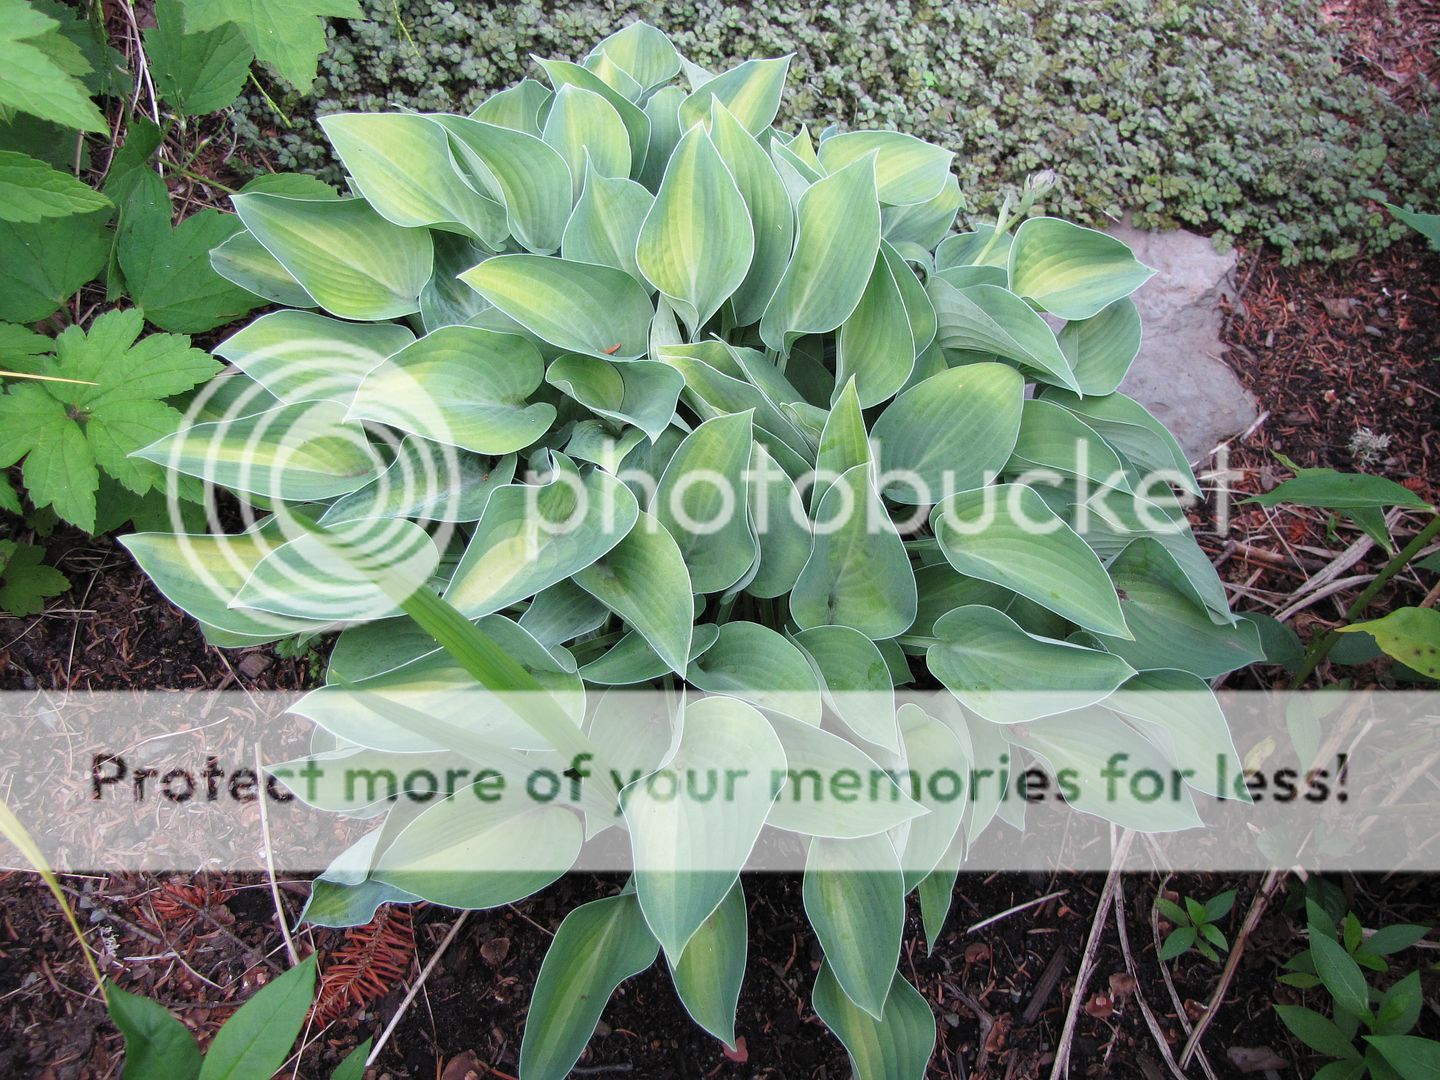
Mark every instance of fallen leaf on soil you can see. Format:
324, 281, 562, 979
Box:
723, 1036, 749, 1063
1228, 1045, 1288, 1072
1083, 993, 1114, 1019
964, 941, 991, 964
480, 936, 510, 966
1108, 971, 1137, 999
1321, 297, 1358, 319
442, 1049, 483, 1080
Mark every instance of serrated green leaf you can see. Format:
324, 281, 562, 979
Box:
145, 0, 251, 115
0, 209, 110, 322
0, 150, 109, 222
0, 540, 67, 615
181, 0, 362, 91
0, 1, 107, 132
120, 208, 262, 333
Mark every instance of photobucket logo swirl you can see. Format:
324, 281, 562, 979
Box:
157, 333, 467, 629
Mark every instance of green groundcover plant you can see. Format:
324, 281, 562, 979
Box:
124, 24, 1266, 1078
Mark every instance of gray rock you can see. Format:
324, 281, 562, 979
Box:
1106, 221, 1259, 462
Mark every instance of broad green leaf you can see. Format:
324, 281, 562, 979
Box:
760, 155, 882, 354
812, 962, 935, 1080
579, 622, 718, 686
119, 208, 263, 333
1245, 467, 1432, 511
583, 49, 644, 100
574, 510, 695, 675
196, 955, 317, 1080
349, 325, 554, 454
933, 484, 1128, 637
319, 112, 507, 244
936, 226, 1011, 270
434, 114, 573, 253
180, 0, 361, 89
1276, 1005, 1363, 1061
1009, 217, 1156, 321
927, 605, 1134, 723
547, 353, 682, 443
791, 463, 917, 639
687, 620, 821, 725
0, 210, 110, 323
804, 834, 905, 1018
323, 440, 513, 527
928, 278, 1078, 390
470, 79, 551, 134
1005, 398, 1132, 490
885, 241, 937, 357
1366, 1035, 1440, 1078
0, 0, 108, 131
1060, 297, 1141, 396
1340, 607, 1440, 679
881, 175, 960, 250
817, 130, 953, 207
746, 442, 812, 599
0, 541, 68, 616
586, 22, 680, 93
462, 254, 653, 361
519, 892, 659, 1080
1311, 932, 1373, 1022
238, 173, 341, 199
1109, 670, 1244, 798
445, 456, 640, 616
214, 309, 414, 406
209, 228, 316, 309
639, 85, 686, 190
145, 0, 251, 115
677, 56, 791, 134
1093, 539, 1264, 677
624, 696, 785, 959
895, 703, 969, 889
813, 378, 870, 509
561, 165, 653, 285
669, 881, 746, 1049
1386, 203, 1440, 249
637, 125, 753, 334
373, 792, 582, 907
134, 399, 383, 502
793, 624, 898, 752
533, 58, 651, 176
542, 84, 632, 199
420, 231, 491, 330
231, 193, 433, 320
906, 563, 1012, 641
652, 411, 756, 593
106, 982, 201, 1080
871, 363, 1023, 505
1040, 387, 1200, 495
332, 1040, 372, 1080
0, 150, 109, 222
709, 100, 793, 326
837, 249, 916, 407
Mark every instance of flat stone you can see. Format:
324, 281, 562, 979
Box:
1106, 221, 1259, 462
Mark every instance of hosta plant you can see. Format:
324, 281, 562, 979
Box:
125, 23, 1260, 1078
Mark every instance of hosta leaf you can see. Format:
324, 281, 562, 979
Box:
813, 378, 870, 509
533, 58, 651, 176
181, 0, 361, 91
445, 455, 640, 617
1109, 669, 1244, 798
1040, 387, 1200, 495
669, 881, 746, 1050
145, 0, 251, 116
928, 279, 1078, 391
881, 175, 960, 251
1339, 607, 1440, 679
677, 56, 791, 135
560, 165, 653, 285
517, 580, 609, 649
434, 114, 572, 253
746, 442, 812, 599
519, 892, 659, 1080
578, 622, 718, 686
760, 155, 882, 354
816, 130, 953, 207
871, 363, 1023, 505
1009, 217, 1156, 321
214, 309, 414, 406
372, 793, 582, 908
687, 620, 822, 725
1005, 398, 1132, 491
231, 193, 432, 320
586, 22, 681, 94
134, 399, 382, 502
547, 353, 682, 443
709, 100, 793, 326
349, 325, 555, 455
652, 411, 755, 593
895, 703, 968, 889
812, 962, 935, 1080
837, 248, 916, 407
639, 85, 686, 190
319, 112, 507, 244
936, 226, 1011, 270
625, 696, 785, 960
792, 625, 898, 752
637, 125, 753, 334
574, 510, 695, 675
927, 605, 1135, 723
196, 955, 317, 1080
420, 232, 491, 331
208, 228, 315, 309
0, 150, 109, 222
470, 79, 551, 135
1059, 297, 1141, 396
541, 84, 632, 200
462, 254, 653, 361
933, 484, 1128, 637
791, 463, 917, 639
804, 834, 905, 1018
583, 51, 644, 99
884, 241, 937, 357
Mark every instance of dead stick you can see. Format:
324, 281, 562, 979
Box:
1112, 880, 1188, 1080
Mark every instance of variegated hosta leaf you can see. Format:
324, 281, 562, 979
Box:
541, 84, 632, 200
871, 363, 1024, 506
935, 225, 1012, 270
668, 881, 747, 1050
470, 79, 551, 134
1008, 217, 1156, 321
804, 833, 905, 1018
639, 85, 686, 190
586, 22, 681, 94
1004, 398, 1133, 491
321, 438, 516, 526
444, 455, 640, 617
760, 155, 882, 354
792, 625, 899, 752
893, 703, 968, 890
1037, 387, 1200, 495
560, 164, 653, 285
709, 100, 793, 327
578, 622, 718, 687
812, 962, 936, 1080
816, 130, 953, 207
932, 484, 1129, 638
624, 695, 786, 960
926, 605, 1135, 724
230, 193, 433, 320
214, 310, 414, 406
348, 326, 555, 455
1059, 297, 1142, 396
746, 442, 812, 599
652, 411, 756, 594
927, 278, 1079, 391
519, 892, 659, 1080
462, 254, 654, 361
791, 463, 917, 640
636, 125, 754, 335
881, 175, 960, 250
677, 55, 791, 134
1110, 669, 1245, 798
534, 58, 652, 171
209, 229, 315, 308
546, 353, 683, 442
318, 112, 507, 245
836, 249, 915, 407
519, 580, 610, 648
686, 620, 822, 725
813, 378, 870, 509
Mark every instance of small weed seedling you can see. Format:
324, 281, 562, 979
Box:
1156, 888, 1235, 963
